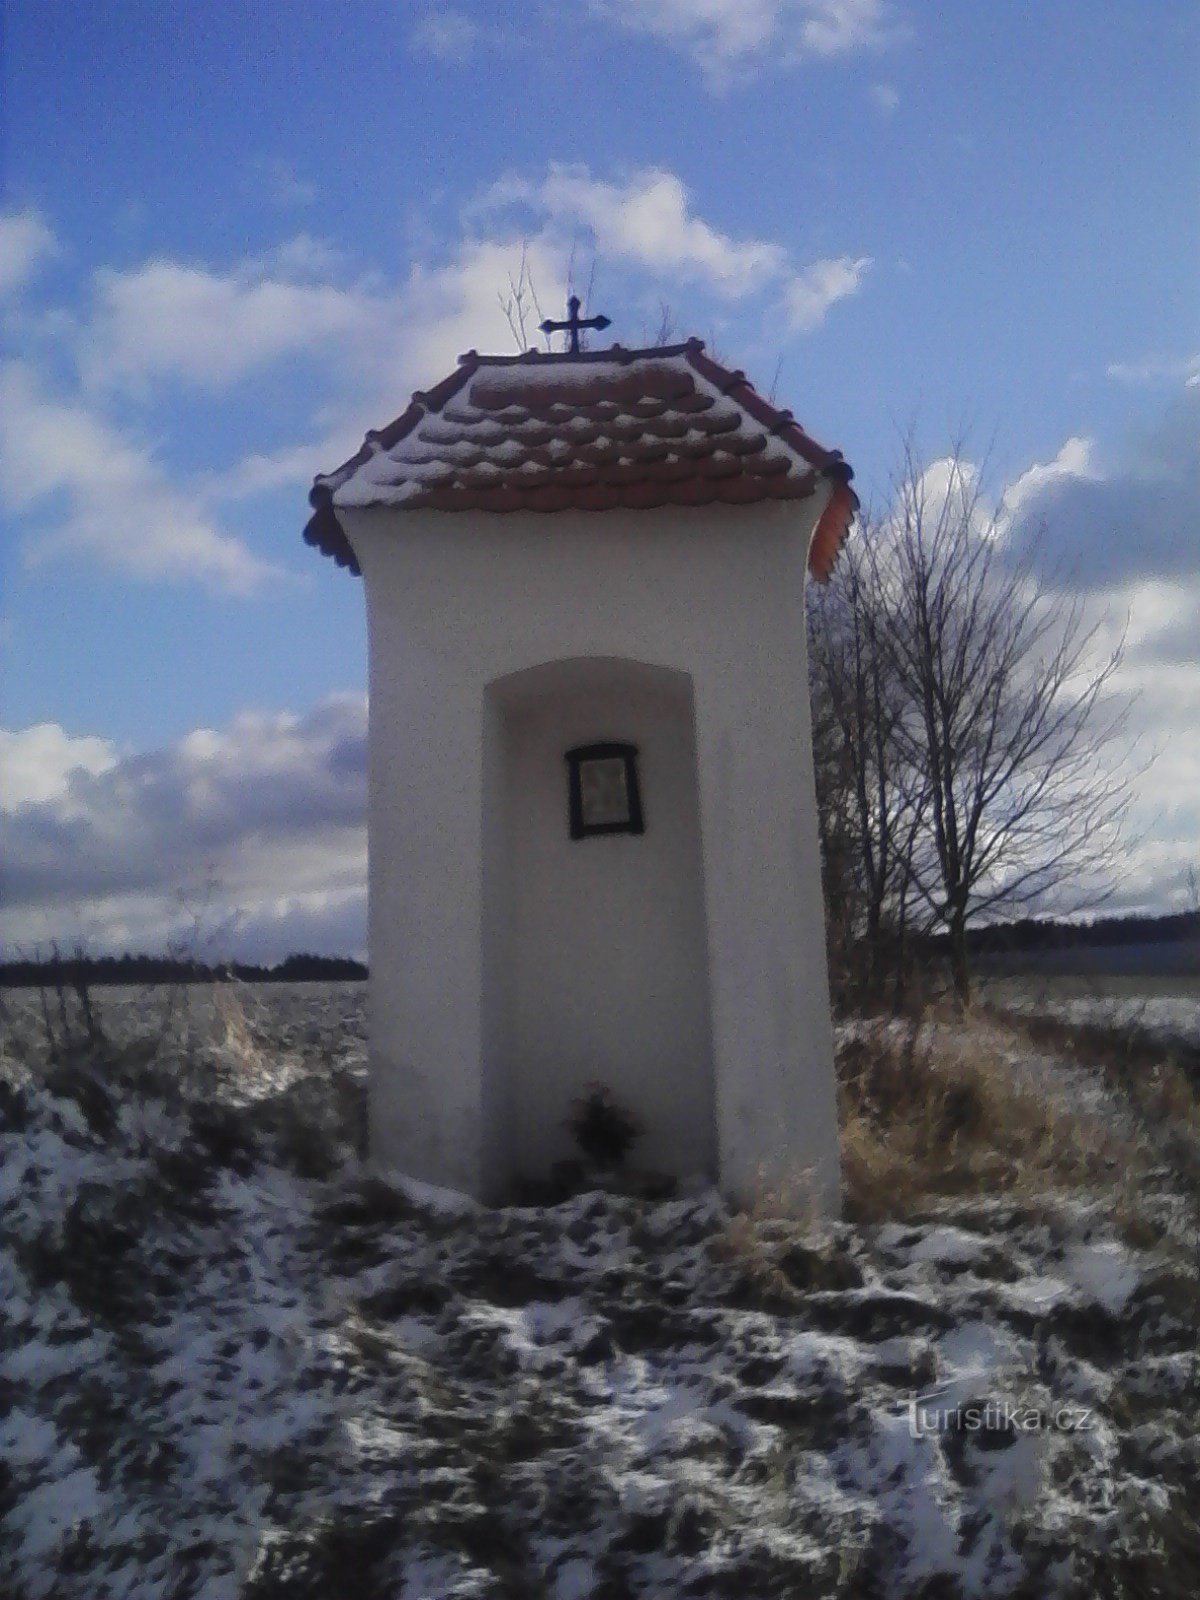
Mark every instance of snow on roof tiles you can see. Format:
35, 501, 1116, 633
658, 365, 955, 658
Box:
304, 338, 856, 581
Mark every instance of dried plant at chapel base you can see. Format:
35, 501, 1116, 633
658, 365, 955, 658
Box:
565, 1081, 643, 1168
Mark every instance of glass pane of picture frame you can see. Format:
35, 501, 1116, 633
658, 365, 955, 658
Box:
579, 757, 630, 826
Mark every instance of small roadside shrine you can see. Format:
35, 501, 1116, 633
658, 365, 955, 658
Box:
305, 310, 857, 1209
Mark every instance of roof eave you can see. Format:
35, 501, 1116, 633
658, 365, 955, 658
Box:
808, 477, 858, 584
303, 494, 359, 574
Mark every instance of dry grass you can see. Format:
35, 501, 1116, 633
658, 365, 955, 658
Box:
836, 1011, 1140, 1224
713, 1165, 861, 1308
211, 982, 298, 1084
988, 1005, 1200, 1246
715, 1165, 828, 1289
717, 1007, 1159, 1266
996, 1006, 1200, 1146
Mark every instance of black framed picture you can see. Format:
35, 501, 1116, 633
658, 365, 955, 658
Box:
565, 742, 644, 839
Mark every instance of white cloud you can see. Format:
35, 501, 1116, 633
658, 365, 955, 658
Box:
0, 209, 59, 299
80, 259, 380, 391
799, 0, 895, 56
212, 234, 576, 499
1002, 387, 1200, 590
785, 254, 872, 331
209, 171, 818, 491
999, 435, 1096, 524
187, 233, 574, 505
988, 399, 1200, 912
0, 362, 280, 592
8, 163, 873, 555
1088, 646, 1200, 915
1106, 352, 1200, 387
476, 165, 869, 324
593, 0, 898, 86
595, 0, 777, 73
400, 234, 568, 374
533, 167, 786, 296
251, 234, 351, 279
200, 165, 873, 498
870, 80, 899, 113
0, 695, 368, 960
205, 439, 335, 502
0, 724, 119, 810
409, 6, 479, 61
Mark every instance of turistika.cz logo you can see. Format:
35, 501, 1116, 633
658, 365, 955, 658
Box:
907, 1386, 1095, 1440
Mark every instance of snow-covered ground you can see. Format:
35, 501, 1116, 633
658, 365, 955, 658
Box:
1, 983, 1198, 1598
979, 973, 1200, 1048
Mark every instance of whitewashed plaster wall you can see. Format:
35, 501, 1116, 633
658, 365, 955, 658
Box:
342, 497, 842, 1210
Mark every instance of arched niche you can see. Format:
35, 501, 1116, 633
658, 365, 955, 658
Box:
481, 656, 717, 1194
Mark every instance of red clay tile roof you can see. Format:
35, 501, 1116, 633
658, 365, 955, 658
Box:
304, 338, 856, 581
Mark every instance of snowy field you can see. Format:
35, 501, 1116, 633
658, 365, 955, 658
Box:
1, 982, 1198, 1598
979, 973, 1200, 1048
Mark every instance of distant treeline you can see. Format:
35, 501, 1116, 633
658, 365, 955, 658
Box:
925, 910, 1200, 956
0, 952, 368, 988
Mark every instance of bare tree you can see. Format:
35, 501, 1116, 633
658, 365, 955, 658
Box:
811, 435, 1136, 1009
876, 439, 1133, 1007
567, 245, 600, 346
809, 530, 929, 1006
808, 604, 863, 998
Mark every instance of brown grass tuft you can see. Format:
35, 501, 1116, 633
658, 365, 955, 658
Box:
836, 1012, 1137, 1224
212, 983, 276, 1079
714, 1165, 843, 1306
996, 1007, 1200, 1144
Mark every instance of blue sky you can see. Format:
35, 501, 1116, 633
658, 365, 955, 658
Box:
2, 0, 1198, 956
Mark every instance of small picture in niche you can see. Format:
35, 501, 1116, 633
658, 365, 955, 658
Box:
566, 742, 644, 839
581, 758, 628, 825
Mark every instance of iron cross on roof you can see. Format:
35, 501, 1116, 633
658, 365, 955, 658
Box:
540, 294, 611, 354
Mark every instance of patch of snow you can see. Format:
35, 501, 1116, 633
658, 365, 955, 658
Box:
909, 1226, 988, 1266
1062, 1240, 1140, 1314
788, 1329, 869, 1383
551, 1555, 597, 1600
6, 1461, 105, 1565
845, 1412, 961, 1583
379, 1169, 480, 1216
1003, 1274, 1074, 1313
937, 1320, 1030, 1383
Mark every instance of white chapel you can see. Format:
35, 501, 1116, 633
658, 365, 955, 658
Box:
304, 322, 856, 1209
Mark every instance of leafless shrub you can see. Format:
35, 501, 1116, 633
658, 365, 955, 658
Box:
498, 241, 549, 352
499, 243, 603, 354
13, 940, 109, 1066
212, 982, 274, 1080
646, 300, 677, 347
